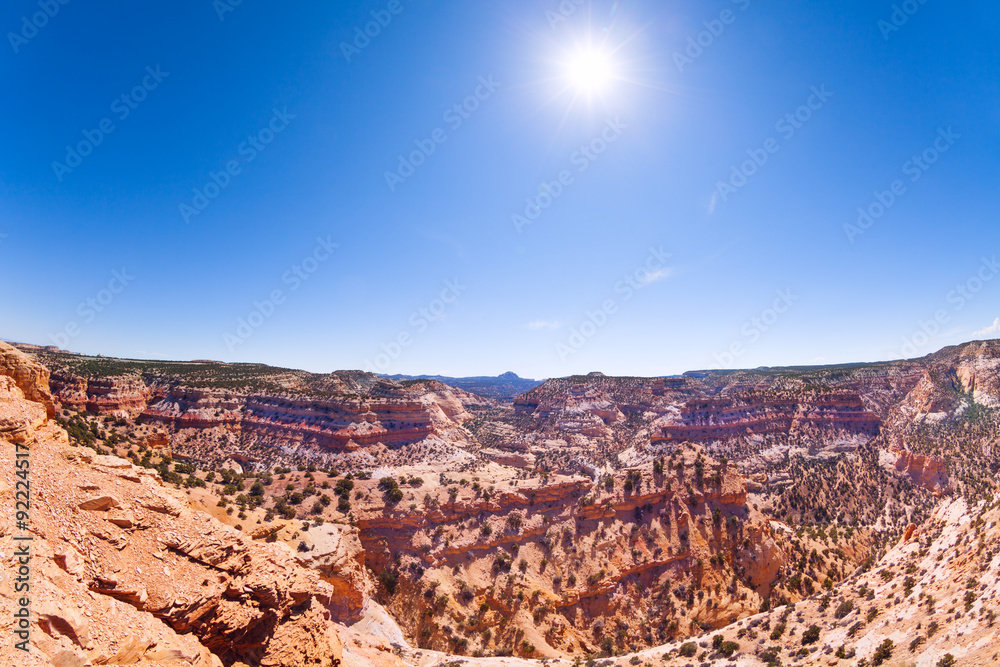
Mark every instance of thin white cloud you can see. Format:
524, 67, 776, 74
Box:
707, 193, 718, 216
973, 318, 1000, 338
638, 268, 673, 286
526, 320, 560, 331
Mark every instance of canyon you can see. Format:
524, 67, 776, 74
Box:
2, 339, 999, 665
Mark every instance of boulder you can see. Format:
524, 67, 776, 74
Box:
79, 496, 120, 511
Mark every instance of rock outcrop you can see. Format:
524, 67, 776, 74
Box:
652, 390, 880, 444
0, 341, 55, 417
953, 340, 1000, 407
295, 522, 373, 622
49, 372, 153, 418
889, 446, 949, 495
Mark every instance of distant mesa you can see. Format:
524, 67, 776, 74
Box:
1, 340, 67, 354
380, 371, 543, 401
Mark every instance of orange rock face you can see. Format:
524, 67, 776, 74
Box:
890, 446, 948, 495
49, 371, 152, 417
653, 391, 880, 443
0, 341, 56, 417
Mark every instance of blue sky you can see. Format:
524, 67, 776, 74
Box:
1, 0, 998, 378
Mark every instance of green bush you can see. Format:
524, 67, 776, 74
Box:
871, 639, 893, 666
377, 569, 399, 596
834, 599, 854, 619
758, 647, 781, 665
801, 625, 820, 645
719, 640, 739, 658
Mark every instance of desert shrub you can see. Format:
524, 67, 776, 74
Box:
758, 647, 781, 665
871, 639, 893, 666
377, 569, 398, 595
834, 599, 854, 619
835, 645, 854, 659
719, 640, 739, 657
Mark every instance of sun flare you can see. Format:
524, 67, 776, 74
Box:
565, 48, 615, 94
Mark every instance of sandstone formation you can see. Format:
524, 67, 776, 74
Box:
889, 446, 949, 495
652, 390, 880, 443
0, 342, 55, 417
38, 352, 486, 472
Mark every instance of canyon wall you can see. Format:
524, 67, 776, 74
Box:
652, 391, 881, 444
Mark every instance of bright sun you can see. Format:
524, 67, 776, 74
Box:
565, 48, 615, 94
